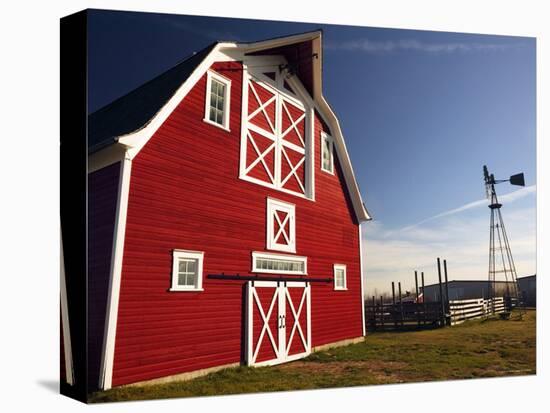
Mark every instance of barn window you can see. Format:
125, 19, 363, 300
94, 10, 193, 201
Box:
170, 250, 204, 291
240, 70, 313, 199
267, 198, 296, 253
333, 264, 347, 291
321, 132, 334, 174
204, 70, 231, 131
252, 251, 307, 275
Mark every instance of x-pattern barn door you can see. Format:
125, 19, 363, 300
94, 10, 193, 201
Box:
240, 71, 309, 197
246, 281, 311, 366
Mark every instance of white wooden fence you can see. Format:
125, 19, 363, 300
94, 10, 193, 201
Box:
449, 297, 506, 325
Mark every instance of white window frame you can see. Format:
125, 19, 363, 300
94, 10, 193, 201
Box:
252, 251, 308, 275
170, 249, 204, 292
266, 197, 296, 253
333, 264, 347, 291
320, 132, 334, 174
203, 70, 231, 131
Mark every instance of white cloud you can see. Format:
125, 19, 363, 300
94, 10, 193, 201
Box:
325, 38, 528, 54
397, 185, 536, 233
500, 184, 537, 202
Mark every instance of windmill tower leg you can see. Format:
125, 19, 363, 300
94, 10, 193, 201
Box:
488, 205, 497, 315
496, 208, 524, 316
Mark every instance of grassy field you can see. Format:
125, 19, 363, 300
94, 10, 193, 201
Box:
90, 310, 536, 403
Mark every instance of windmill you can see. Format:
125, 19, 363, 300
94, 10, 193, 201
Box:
483, 165, 525, 316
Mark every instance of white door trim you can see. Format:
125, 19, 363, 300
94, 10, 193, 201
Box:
246, 281, 281, 367
251, 284, 280, 364
283, 283, 311, 362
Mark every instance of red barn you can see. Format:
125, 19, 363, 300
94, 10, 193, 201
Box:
86, 30, 371, 391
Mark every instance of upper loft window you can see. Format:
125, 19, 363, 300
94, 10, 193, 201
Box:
321, 132, 334, 174
239, 70, 313, 199
204, 70, 231, 131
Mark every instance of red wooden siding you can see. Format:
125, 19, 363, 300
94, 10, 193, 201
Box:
309, 113, 362, 346
111, 60, 362, 386
88, 162, 120, 390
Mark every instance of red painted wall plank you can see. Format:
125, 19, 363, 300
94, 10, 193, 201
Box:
88, 162, 120, 390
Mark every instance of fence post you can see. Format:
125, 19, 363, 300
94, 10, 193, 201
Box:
380, 295, 384, 329
372, 296, 376, 330
398, 282, 404, 327
443, 259, 450, 326
421, 272, 426, 326
392, 281, 397, 329
437, 258, 445, 327
415, 271, 420, 327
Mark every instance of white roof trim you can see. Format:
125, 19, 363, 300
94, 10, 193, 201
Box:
311, 33, 370, 221
318, 93, 371, 221
237, 30, 322, 54
117, 42, 236, 158
113, 32, 371, 222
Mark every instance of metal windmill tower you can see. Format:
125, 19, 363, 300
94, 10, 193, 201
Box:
483, 165, 525, 315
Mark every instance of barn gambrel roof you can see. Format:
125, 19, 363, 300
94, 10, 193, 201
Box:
89, 43, 216, 153
88, 31, 372, 222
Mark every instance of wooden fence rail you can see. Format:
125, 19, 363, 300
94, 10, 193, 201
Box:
449, 297, 506, 325
365, 260, 518, 332
365, 301, 444, 331
365, 296, 517, 331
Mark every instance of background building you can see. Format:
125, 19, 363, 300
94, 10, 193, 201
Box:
421, 279, 518, 301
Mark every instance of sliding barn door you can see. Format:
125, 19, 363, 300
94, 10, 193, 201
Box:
246, 281, 311, 367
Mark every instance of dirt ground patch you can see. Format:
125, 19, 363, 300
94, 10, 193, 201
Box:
278, 360, 408, 382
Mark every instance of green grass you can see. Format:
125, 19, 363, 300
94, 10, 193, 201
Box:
90, 310, 536, 403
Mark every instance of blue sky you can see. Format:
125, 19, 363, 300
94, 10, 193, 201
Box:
88, 10, 536, 296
